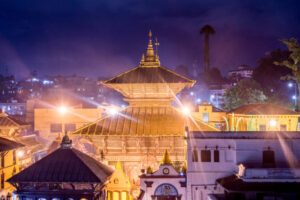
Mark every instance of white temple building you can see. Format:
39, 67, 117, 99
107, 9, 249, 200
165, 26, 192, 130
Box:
186, 131, 300, 200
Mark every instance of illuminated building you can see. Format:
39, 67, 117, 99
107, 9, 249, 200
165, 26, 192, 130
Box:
139, 150, 186, 200
187, 131, 300, 200
0, 112, 44, 169
106, 162, 133, 200
34, 107, 103, 139
0, 137, 23, 198
225, 103, 300, 131
8, 133, 113, 200
228, 64, 253, 84
72, 31, 219, 180
194, 103, 226, 130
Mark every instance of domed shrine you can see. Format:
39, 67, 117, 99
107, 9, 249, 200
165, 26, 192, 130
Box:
72, 31, 218, 180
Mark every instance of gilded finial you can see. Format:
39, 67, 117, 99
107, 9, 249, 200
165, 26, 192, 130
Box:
161, 150, 172, 165
149, 30, 152, 38
116, 161, 122, 169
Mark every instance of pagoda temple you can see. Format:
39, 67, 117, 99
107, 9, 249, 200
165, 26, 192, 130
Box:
72, 31, 218, 179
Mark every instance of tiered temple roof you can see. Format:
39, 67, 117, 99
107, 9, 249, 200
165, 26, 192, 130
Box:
73, 31, 218, 136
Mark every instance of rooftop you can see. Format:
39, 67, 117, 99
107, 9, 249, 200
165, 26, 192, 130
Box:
0, 137, 24, 152
217, 175, 300, 192
72, 105, 218, 136
0, 112, 29, 127
228, 103, 300, 115
188, 131, 300, 139
8, 135, 113, 183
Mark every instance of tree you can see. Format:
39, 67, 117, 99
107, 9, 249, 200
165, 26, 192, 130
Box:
274, 38, 300, 111
252, 49, 292, 107
200, 25, 215, 73
222, 79, 267, 111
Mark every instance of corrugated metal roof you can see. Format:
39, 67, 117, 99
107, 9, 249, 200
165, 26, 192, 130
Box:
73, 106, 219, 136
103, 66, 195, 84
0, 113, 29, 127
8, 147, 113, 183
229, 103, 300, 115
0, 137, 24, 152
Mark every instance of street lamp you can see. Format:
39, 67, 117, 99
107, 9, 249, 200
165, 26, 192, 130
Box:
107, 107, 118, 116
269, 119, 277, 127
58, 106, 67, 115
58, 106, 68, 135
288, 82, 297, 110
182, 106, 190, 115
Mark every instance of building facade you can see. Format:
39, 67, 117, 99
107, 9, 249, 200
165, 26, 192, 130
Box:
139, 151, 186, 200
34, 107, 103, 139
226, 103, 300, 131
187, 131, 300, 200
0, 137, 23, 198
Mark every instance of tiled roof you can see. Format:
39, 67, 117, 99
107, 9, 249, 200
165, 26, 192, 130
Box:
0, 137, 24, 152
228, 103, 300, 115
8, 147, 113, 183
72, 106, 219, 136
217, 175, 300, 192
103, 66, 195, 84
0, 113, 29, 127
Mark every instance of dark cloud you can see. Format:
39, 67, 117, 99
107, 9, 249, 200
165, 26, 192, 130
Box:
0, 0, 300, 79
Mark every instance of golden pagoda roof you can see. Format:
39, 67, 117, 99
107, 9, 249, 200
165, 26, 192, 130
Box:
72, 105, 219, 136
101, 31, 195, 100
103, 65, 195, 84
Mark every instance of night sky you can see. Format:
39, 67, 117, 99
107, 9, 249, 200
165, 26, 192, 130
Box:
0, 0, 300, 79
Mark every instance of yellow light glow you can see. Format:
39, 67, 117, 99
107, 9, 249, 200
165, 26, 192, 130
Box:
182, 106, 190, 115
108, 107, 118, 115
269, 119, 277, 127
17, 150, 24, 158
58, 106, 67, 115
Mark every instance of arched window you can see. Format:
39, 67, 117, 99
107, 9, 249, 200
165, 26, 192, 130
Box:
192, 149, 198, 162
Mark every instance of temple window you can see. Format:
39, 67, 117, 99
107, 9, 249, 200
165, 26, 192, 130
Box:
1, 154, 4, 168
113, 192, 120, 200
263, 150, 275, 167
50, 124, 62, 133
259, 125, 266, 131
1, 173, 4, 189
13, 150, 16, 165
201, 150, 211, 162
214, 150, 220, 162
192, 149, 198, 162
202, 113, 209, 123
65, 124, 76, 132
280, 124, 287, 131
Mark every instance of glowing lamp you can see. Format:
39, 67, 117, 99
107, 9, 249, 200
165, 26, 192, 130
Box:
182, 106, 190, 115
288, 82, 293, 88
17, 150, 24, 158
58, 106, 67, 115
108, 107, 118, 115
269, 119, 277, 127
292, 95, 297, 100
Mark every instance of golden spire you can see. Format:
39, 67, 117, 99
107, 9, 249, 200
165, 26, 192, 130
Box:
116, 161, 122, 169
146, 30, 155, 58
140, 54, 145, 64
161, 149, 172, 165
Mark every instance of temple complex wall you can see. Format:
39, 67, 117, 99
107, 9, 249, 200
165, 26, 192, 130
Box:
87, 135, 186, 180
